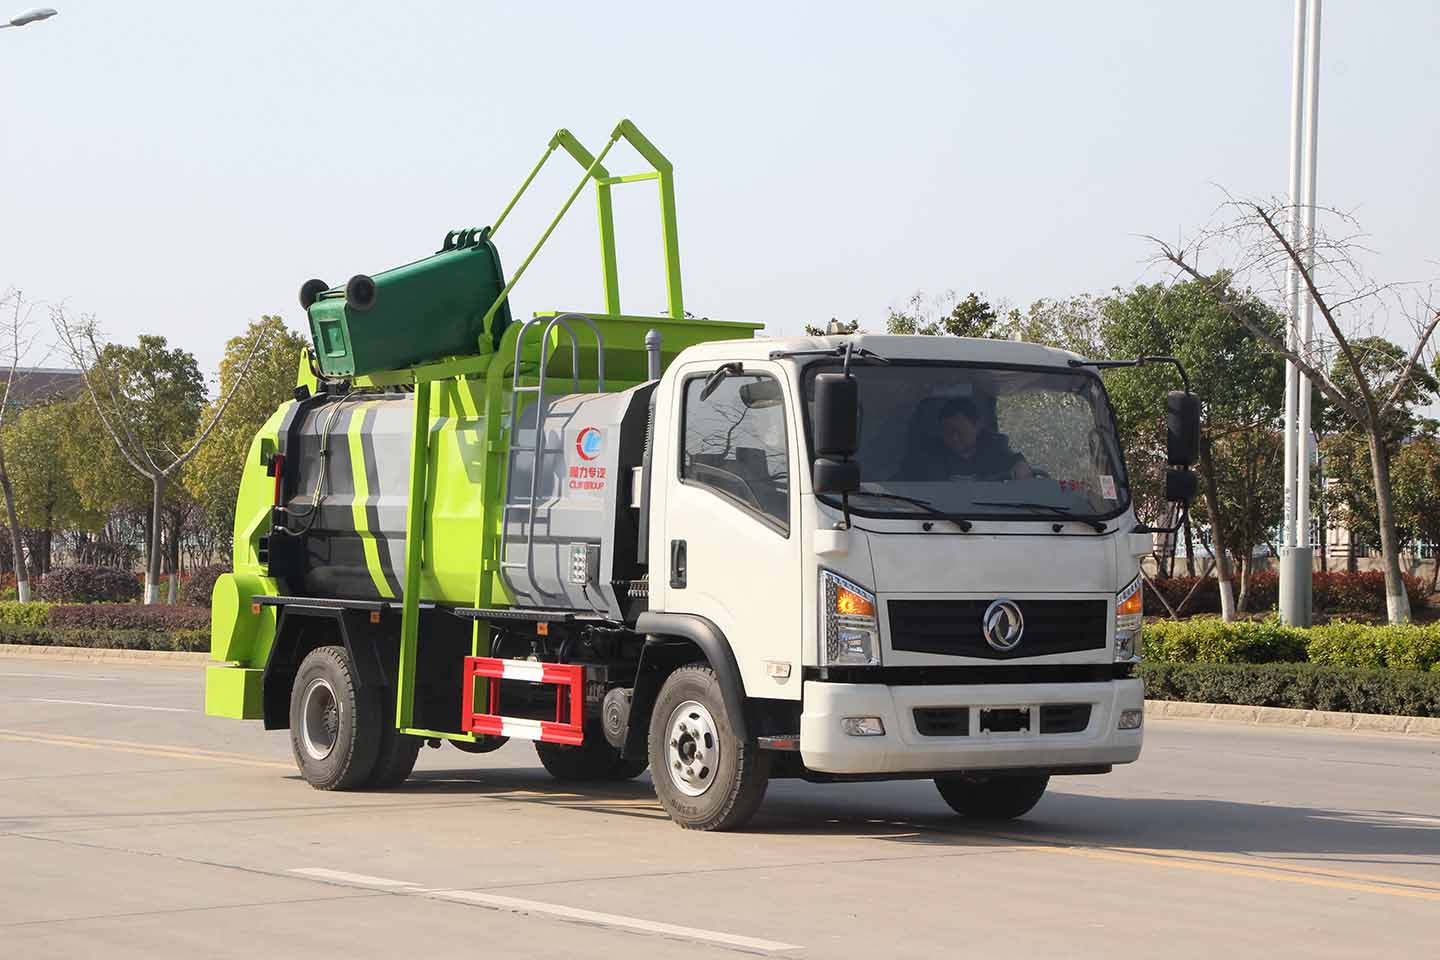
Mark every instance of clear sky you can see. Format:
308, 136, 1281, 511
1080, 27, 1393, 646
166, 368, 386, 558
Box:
2, 1, 1436, 384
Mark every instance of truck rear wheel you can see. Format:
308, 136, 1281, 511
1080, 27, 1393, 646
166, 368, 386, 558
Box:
289, 646, 382, 791
534, 736, 648, 781
934, 774, 1049, 820
647, 664, 769, 831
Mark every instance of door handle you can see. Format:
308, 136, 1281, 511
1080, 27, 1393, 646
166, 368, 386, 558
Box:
670, 539, 687, 589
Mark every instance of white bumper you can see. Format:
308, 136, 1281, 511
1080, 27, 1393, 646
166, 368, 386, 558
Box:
799, 679, 1144, 775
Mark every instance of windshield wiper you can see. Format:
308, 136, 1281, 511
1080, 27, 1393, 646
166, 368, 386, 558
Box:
851, 490, 972, 532
971, 500, 1106, 533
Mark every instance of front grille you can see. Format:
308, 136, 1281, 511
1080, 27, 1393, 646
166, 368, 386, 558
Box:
912, 703, 1094, 737
914, 707, 969, 737
1040, 703, 1092, 733
888, 598, 1107, 659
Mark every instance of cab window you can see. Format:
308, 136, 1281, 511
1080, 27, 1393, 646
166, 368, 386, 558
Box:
681, 373, 790, 534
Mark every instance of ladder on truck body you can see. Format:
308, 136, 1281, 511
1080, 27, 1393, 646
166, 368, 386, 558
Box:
499, 313, 606, 605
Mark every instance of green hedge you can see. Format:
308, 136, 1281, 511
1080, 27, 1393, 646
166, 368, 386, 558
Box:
0, 600, 54, 628
0, 623, 209, 652
1139, 661, 1440, 718
0, 602, 209, 632
1144, 617, 1440, 672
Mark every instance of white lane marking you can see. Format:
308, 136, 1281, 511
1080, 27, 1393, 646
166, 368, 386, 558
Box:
289, 868, 801, 953
290, 868, 422, 888
0, 672, 128, 680
427, 889, 802, 953
23, 697, 194, 713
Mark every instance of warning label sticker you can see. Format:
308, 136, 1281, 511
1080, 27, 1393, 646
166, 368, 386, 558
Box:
1100, 474, 1117, 500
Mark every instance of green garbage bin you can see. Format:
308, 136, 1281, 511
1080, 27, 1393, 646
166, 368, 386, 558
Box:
303, 228, 513, 378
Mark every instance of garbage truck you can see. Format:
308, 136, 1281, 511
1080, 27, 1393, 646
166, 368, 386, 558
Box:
205, 120, 1201, 831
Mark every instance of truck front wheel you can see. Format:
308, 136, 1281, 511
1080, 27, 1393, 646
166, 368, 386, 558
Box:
288, 646, 382, 791
647, 664, 769, 831
934, 774, 1049, 820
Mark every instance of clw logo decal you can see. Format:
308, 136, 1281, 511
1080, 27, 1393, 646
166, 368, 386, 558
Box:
575, 427, 603, 461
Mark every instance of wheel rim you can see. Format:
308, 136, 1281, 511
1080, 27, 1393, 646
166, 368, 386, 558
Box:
300, 677, 340, 761
665, 699, 720, 797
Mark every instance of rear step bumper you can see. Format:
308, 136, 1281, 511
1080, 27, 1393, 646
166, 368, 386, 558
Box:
461, 657, 585, 746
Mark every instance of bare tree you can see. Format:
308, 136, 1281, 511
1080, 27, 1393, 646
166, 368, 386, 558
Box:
1150, 199, 1440, 623
0, 289, 48, 601
56, 312, 267, 604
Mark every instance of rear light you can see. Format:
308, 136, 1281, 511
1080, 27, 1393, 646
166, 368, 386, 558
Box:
271, 452, 286, 506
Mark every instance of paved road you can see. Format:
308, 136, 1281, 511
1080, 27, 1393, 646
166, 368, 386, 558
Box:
2, 658, 1438, 959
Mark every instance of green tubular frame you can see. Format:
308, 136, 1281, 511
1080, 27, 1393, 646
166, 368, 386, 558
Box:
393, 119, 684, 739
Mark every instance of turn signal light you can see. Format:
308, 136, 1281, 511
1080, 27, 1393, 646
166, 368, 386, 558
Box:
835, 583, 875, 619
1117, 584, 1143, 619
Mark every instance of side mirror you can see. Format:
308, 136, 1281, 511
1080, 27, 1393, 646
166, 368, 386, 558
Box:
814, 458, 861, 495
1167, 391, 1201, 467
1165, 467, 1198, 504
813, 373, 859, 458
738, 379, 783, 409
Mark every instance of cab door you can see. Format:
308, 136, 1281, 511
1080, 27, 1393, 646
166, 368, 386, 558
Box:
654, 360, 802, 702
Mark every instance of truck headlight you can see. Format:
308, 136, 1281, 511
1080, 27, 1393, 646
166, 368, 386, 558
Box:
1115, 576, 1143, 662
821, 571, 880, 666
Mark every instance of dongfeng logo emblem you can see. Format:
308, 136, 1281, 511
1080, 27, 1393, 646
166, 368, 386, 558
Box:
982, 599, 1025, 652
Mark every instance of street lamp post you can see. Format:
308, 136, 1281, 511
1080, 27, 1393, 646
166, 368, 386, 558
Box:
0, 7, 57, 28
1280, 0, 1322, 627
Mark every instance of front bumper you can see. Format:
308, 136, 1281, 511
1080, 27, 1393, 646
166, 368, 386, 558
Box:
799, 678, 1144, 775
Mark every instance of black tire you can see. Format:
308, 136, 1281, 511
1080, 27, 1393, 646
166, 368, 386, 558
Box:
366, 716, 422, 789
288, 646, 382, 791
934, 774, 1049, 820
609, 748, 650, 781
534, 735, 646, 782
647, 664, 769, 831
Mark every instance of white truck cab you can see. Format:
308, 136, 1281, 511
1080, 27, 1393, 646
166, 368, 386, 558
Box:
640, 334, 1193, 818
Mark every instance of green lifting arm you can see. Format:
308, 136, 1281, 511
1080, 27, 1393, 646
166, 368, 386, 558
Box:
481, 118, 685, 332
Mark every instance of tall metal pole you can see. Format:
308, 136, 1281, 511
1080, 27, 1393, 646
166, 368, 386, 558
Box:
1296, 0, 1322, 553
1279, 0, 1310, 625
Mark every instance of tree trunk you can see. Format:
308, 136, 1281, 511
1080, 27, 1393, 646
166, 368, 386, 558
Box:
1346, 525, 1358, 573
166, 514, 181, 605
1183, 513, 1196, 577
1366, 430, 1412, 624
41, 505, 52, 574
0, 449, 30, 602
145, 475, 165, 605
1236, 552, 1250, 614
1199, 438, 1237, 621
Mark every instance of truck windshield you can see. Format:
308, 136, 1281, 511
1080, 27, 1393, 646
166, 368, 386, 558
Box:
804, 362, 1131, 521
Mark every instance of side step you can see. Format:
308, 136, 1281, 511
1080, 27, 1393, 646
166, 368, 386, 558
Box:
460, 657, 585, 746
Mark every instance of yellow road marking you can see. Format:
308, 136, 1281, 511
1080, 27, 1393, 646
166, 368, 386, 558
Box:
1024, 843, 1440, 901
0, 729, 293, 770
976, 827, 1440, 894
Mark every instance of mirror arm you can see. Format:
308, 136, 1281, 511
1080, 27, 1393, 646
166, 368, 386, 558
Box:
1133, 500, 1190, 536
1069, 354, 1192, 394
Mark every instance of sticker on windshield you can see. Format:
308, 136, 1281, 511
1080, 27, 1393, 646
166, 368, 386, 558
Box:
1100, 475, 1117, 500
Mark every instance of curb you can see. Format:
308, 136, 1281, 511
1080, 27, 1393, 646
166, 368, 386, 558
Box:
0, 644, 210, 665
1145, 699, 1440, 738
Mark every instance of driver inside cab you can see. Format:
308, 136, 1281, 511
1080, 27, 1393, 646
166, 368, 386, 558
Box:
907, 397, 1033, 481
